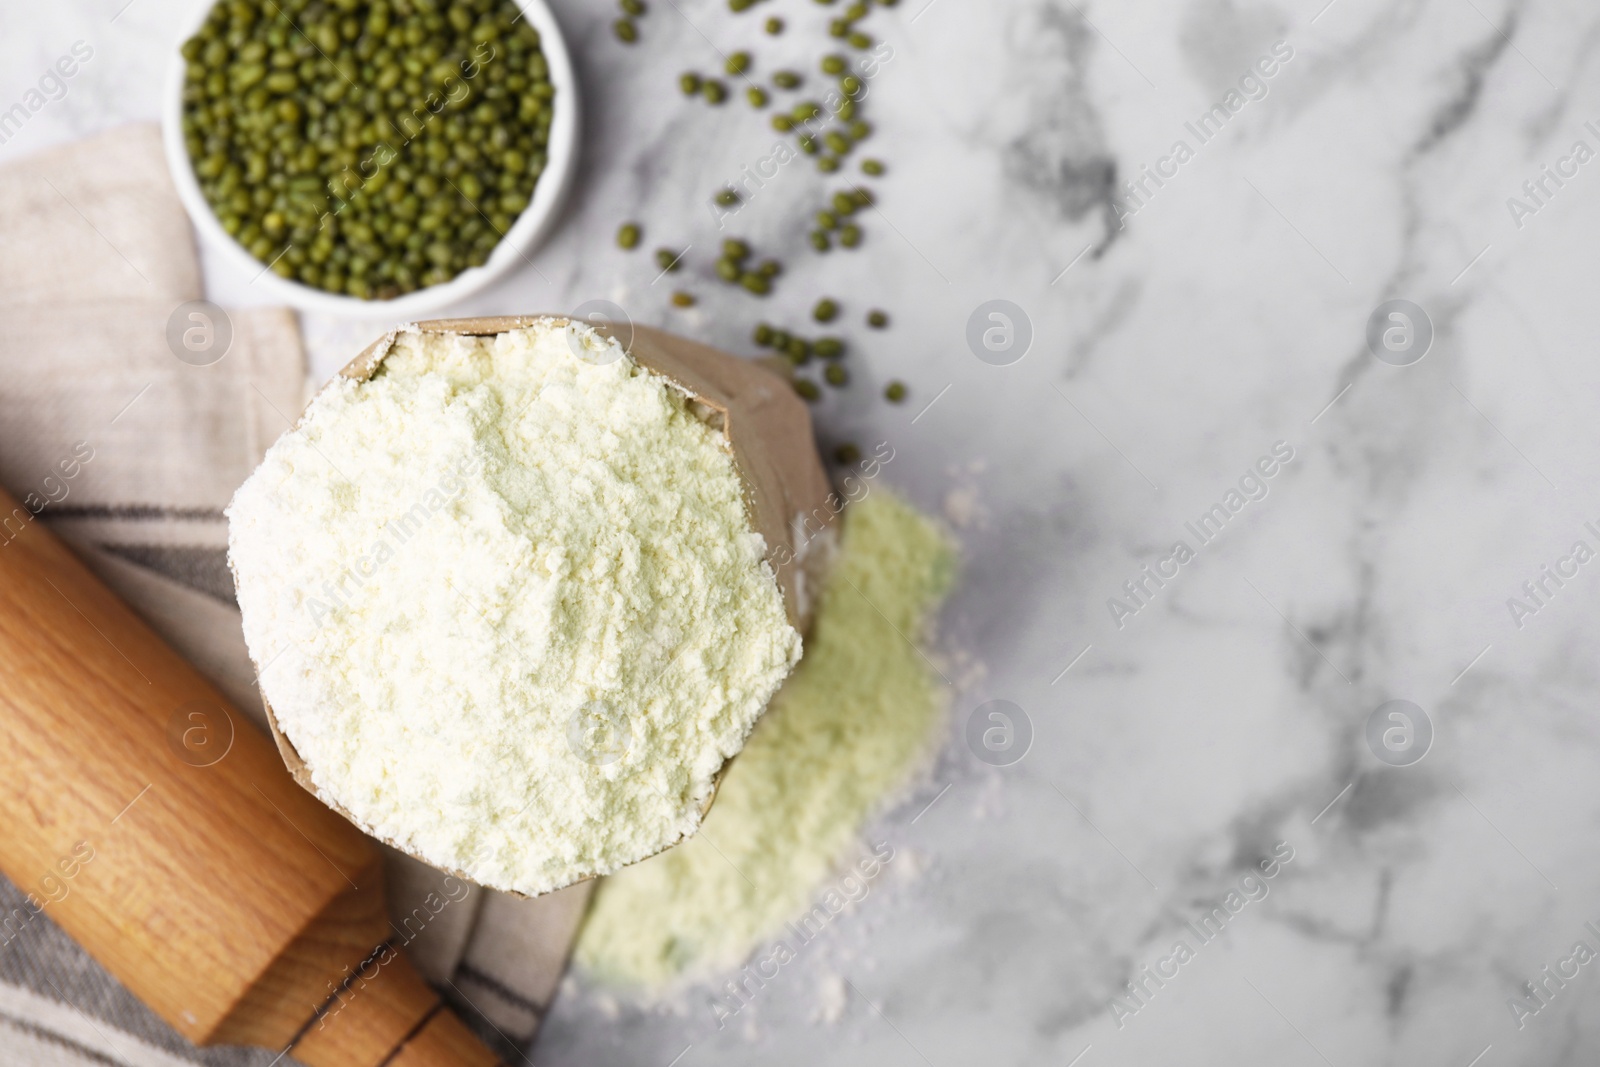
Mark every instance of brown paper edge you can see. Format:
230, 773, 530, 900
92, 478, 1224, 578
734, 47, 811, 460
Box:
247, 315, 836, 898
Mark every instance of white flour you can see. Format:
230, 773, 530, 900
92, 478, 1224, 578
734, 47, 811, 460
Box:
227, 321, 800, 895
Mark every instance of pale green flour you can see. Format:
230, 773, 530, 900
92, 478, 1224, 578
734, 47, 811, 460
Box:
228, 322, 798, 897
574, 488, 956, 985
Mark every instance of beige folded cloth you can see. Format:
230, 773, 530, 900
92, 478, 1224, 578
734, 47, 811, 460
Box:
0, 123, 303, 594
0, 123, 589, 1067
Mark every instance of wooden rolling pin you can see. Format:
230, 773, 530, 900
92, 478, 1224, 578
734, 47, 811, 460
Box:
0, 485, 500, 1066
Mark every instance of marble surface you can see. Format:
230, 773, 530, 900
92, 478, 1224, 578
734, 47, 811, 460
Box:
14, 0, 1600, 1064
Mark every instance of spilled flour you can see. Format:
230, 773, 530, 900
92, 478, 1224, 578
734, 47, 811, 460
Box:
575, 489, 955, 985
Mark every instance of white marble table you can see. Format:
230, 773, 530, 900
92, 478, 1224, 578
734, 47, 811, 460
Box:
12, 0, 1600, 1064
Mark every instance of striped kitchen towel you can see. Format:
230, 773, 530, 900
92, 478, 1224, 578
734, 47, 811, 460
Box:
0, 123, 590, 1067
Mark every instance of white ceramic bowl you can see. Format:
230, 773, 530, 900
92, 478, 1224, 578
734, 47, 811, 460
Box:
161, 0, 579, 317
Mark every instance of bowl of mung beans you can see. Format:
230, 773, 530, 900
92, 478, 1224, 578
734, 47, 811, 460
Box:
162, 0, 578, 316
